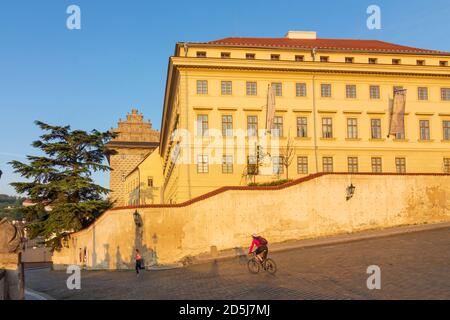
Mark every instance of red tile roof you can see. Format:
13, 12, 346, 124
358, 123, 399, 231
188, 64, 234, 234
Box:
205, 37, 449, 55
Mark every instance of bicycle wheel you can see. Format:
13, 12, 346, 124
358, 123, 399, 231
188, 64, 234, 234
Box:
263, 258, 277, 275
247, 259, 260, 274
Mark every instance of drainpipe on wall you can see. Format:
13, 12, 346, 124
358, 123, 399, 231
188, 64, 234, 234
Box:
185, 70, 192, 200
137, 167, 141, 205
311, 48, 319, 173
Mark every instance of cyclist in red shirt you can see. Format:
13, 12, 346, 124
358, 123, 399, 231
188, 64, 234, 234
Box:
248, 233, 268, 263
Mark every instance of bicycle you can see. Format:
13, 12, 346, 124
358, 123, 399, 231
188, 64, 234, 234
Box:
247, 251, 277, 275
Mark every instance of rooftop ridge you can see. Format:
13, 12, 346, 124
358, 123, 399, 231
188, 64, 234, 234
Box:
188, 37, 450, 55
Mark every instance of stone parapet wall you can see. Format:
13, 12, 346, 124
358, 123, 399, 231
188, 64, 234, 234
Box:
53, 173, 450, 270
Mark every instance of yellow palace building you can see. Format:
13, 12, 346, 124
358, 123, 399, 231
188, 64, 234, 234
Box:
124, 31, 450, 206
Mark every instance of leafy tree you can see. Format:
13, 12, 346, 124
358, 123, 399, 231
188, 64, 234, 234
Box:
9, 121, 116, 250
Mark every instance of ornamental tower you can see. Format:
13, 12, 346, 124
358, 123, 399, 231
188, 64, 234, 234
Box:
107, 109, 159, 207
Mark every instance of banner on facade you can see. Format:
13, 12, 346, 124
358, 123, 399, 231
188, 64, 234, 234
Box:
266, 84, 276, 133
388, 89, 406, 137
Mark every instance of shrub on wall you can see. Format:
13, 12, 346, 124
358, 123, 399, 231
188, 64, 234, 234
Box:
248, 179, 293, 187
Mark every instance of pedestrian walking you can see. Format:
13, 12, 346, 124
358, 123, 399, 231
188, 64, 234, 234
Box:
135, 249, 143, 276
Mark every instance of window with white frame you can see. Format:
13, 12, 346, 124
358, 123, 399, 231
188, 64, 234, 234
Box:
322, 118, 333, 138
272, 116, 283, 137
441, 88, 450, 101
272, 82, 282, 96
371, 157, 382, 173
222, 155, 233, 174
444, 158, 450, 174
247, 116, 258, 137
323, 157, 333, 173
348, 157, 358, 173
443, 121, 450, 141
296, 83, 307, 97
370, 85, 380, 99
346, 85, 357, 99
396, 158, 406, 174
196, 80, 208, 94
222, 115, 233, 137
297, 156, 308, 174
371, 119, 382, 139
419, 120, 430, 140
221, 81, 232, 95
418, 87, 428, 101
347, 118, 358, 139
197, 114, 208, 136
197, 155, 209, 173
297, 117, 307, 138
246, 82, 257, 96
273, 156, 284, 175
321, 84, 332, 97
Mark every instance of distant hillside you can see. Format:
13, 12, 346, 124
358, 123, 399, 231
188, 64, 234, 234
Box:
0, 194, 25, 220
0, 194, 24, 207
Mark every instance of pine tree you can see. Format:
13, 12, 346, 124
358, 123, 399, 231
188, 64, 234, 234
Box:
9, 121, 117, 250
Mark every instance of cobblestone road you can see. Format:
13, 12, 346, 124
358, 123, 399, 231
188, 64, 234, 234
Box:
25, 227, 450, 300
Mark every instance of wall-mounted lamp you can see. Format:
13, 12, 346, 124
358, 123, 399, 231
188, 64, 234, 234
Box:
346, 183, 356, 201
133, 210, 142, 227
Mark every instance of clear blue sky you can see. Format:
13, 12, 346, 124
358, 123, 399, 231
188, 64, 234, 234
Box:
1, 0, 449, 196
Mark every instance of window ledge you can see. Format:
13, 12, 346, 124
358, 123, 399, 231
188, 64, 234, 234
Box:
441, 140, 450, 143
418, 139, 434, 143
345, 138, 361, 141
369, 138, 386, 142
295, 137, 312, 141
320, 137, 336, 141
393, 139, 409, 142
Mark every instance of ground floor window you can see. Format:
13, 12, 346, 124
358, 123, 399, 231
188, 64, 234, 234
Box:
371, 157, 382, 173
197, 155, 209, 173
396, 158, 406, 173
347, 157, 358, 173
323, 157, 333, 173
222, 155, 233, 174
444, 158, 450, 174
297, 156, 308, 174
273, 156, 284, 175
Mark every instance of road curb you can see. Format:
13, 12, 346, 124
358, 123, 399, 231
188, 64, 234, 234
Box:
25, 288, 55, 300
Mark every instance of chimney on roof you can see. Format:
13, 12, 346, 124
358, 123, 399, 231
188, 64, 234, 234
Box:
285, 31, 317, 40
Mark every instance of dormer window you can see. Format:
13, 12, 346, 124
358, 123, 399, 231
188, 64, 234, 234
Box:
392, 59, 401, 65
320, 56, 329, 62
416, 60, 426, 66
196, 51, 207, 58
369, 58, 378, 64
246, 53, 255, 60
345, 57, 354, 63
440, 61, 449, 67
295, 55, 305, 62
221, 52, 231, 59
271, 54, 280, 61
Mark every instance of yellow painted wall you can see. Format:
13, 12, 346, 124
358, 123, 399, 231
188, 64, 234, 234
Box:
124, 147, 164, 205
53, 174, 450, 269
160, 61, 450, 203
